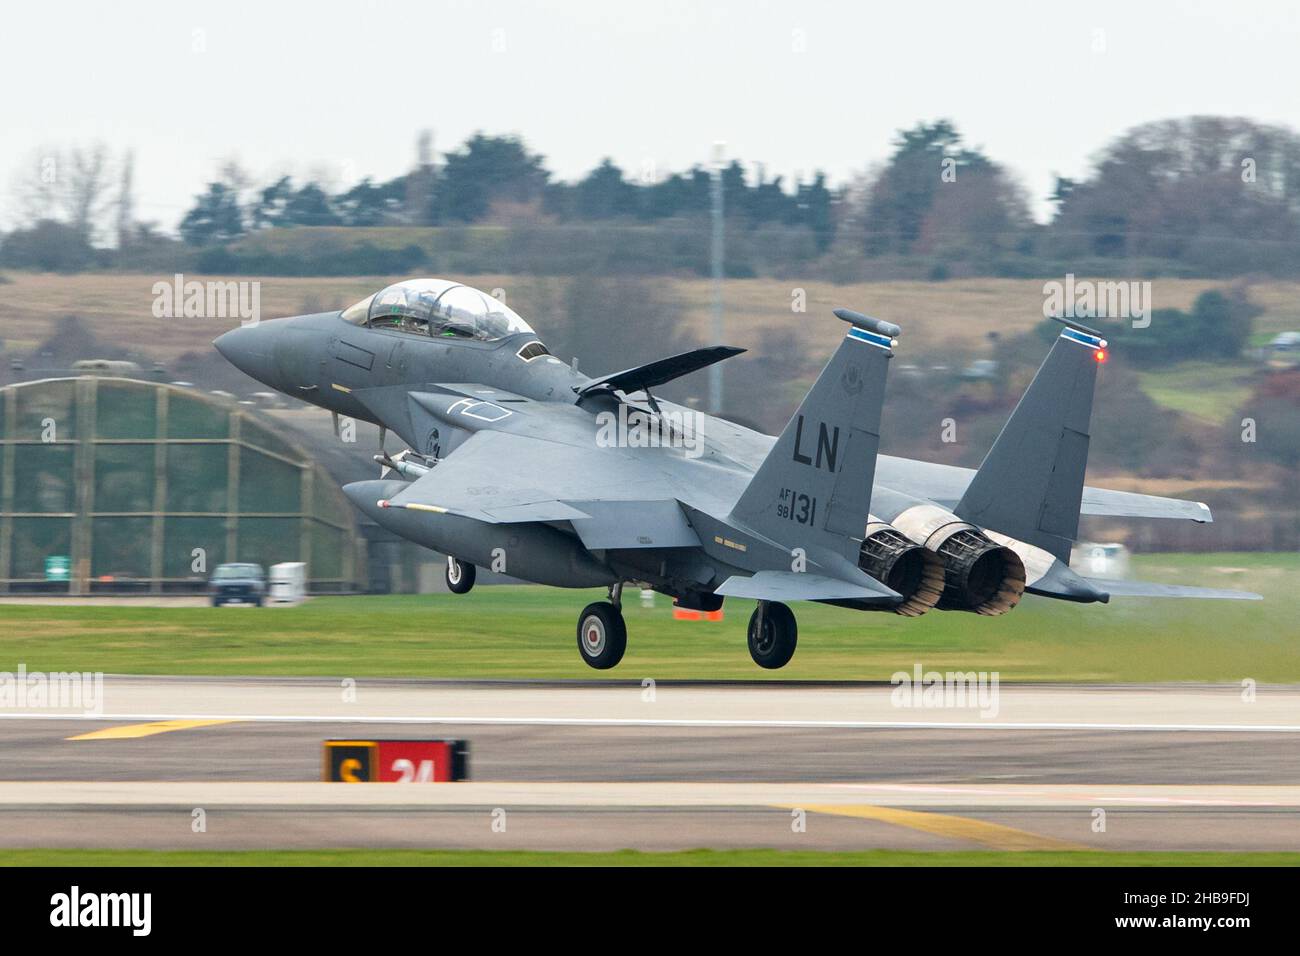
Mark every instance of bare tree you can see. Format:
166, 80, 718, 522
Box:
59, 144, 112, 242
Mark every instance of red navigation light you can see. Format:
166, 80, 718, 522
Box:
1094, 349, 1107, 363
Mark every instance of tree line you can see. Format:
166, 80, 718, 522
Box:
169, 133, 836, 253
4, 116, 1299, 278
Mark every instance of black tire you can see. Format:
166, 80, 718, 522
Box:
446, 556, 476, 594
254, 595, 264, 608
576, 601, 627, 670
747, 602, 797, 669
211, 597, 223, 607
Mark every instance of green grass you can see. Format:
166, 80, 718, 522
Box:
1137, 361, 1257, 423
5, 848, 1299, 867
0, 553, 1294, 682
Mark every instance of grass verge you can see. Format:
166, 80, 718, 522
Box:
5, 848, 1300, 867
0, 553, 1293, 682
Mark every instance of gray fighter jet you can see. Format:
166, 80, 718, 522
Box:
215, 278, 1259, 669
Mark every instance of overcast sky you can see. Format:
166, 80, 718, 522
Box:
3, 0, 1298, 231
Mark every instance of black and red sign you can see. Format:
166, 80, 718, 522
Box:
322, 739, 469, 782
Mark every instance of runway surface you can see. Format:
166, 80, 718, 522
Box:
1, 677, 1297, 852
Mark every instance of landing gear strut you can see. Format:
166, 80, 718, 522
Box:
747, 601, 797, 669
445, 555, 476, 594
576, 582, 627, 670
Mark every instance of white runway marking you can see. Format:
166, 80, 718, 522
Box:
6, 679, 1297, 734
2, 712, 1299, 732
0, 780, 1296, 810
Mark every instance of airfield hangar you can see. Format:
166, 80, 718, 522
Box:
0, 376, 366, 594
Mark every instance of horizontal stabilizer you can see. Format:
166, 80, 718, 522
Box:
1025, 560, 1261, 602
1079, 488, 1213, 522
579, 346, 745, 398
1089, 579, 1262, 601
715, 570, 900, 603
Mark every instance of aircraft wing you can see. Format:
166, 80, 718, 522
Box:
385, 430, 702, 549
875, 455, 1214, 522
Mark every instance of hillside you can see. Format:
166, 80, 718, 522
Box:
2, 272, 1298, 366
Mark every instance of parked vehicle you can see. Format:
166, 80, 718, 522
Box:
209, 563, 267, 607
269, 562, 307, 604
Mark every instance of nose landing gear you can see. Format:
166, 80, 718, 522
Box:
445, 555, 476, 594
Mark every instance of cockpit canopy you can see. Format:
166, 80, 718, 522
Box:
342, 278, 534, 342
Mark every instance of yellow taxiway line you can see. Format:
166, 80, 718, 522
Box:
66, 719, 237, 741
789, 804, 1088, 851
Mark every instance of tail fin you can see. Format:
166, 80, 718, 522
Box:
955, 322, 1107, 561
731, 309, 896, 556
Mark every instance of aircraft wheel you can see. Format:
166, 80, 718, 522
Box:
446, 556, 476, 594
576, 601, 627, 670
747, 601, 797, 669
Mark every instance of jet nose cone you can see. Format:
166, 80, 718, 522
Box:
214, 323, 279, 388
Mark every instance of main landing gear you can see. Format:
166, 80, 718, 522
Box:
571, 586, 799, 671
747, 600, 797, 669
445, 555, 476, 594
576, 582, 626, 670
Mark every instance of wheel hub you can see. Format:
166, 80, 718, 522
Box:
583, 618, 606, 655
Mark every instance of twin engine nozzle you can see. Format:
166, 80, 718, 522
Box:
859, 506, 1027, 616
858, 520, 944, 617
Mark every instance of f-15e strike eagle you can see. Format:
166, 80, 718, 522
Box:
215, 278, 1258, 670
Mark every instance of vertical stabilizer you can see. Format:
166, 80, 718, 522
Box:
731, 309, 897, 559
955, 322, 1106, 561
